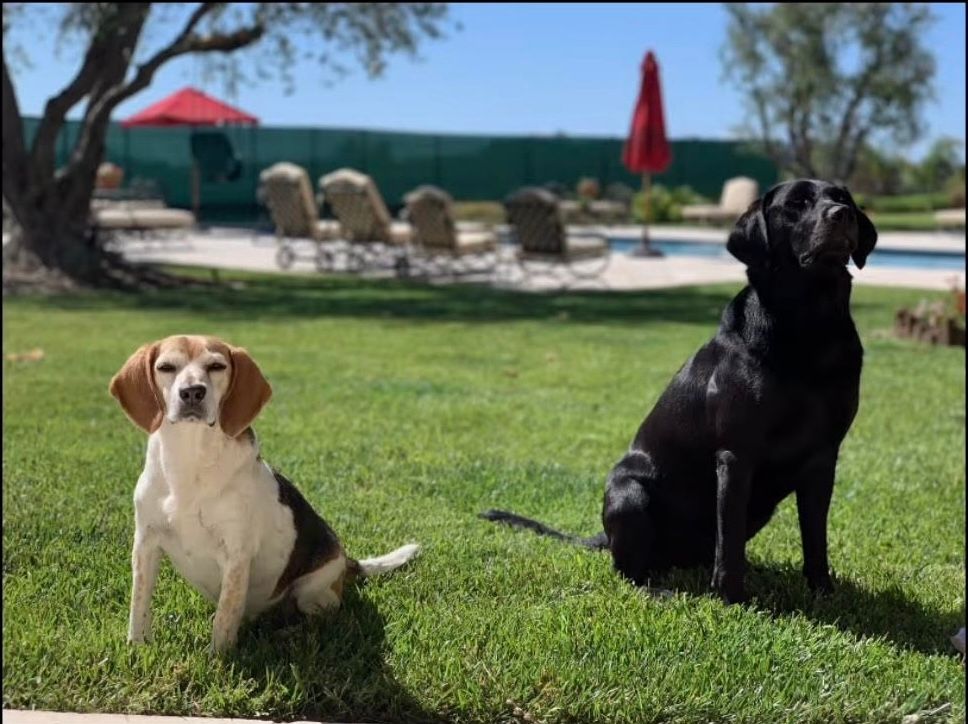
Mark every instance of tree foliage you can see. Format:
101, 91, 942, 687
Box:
914, 136, 964, 192
721, 3, 936, 183
2, 3, 452, 287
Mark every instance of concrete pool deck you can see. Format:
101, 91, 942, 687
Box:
118, 223, 965, 292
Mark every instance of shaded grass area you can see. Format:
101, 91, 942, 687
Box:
3, 272, 965, 723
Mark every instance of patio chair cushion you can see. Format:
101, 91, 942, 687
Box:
518, 234, 608, 261
260, 162, 322, 239
682, 177, 759, 222
681, 204, 731, 220
388, 221, 413, 245
316, 219, 342, 241
93, 207, 195, 231
588, 200, 626, 217
453, 230, 498, 255
455, 221, 490, 233
934, 208, 966, 227
719, 177, 758, 214
563, 235, 608, 260
91, 199, 167, 211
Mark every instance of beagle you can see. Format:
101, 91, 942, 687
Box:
110, 335, 419, 652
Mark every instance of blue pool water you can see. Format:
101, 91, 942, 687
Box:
608, 238, 966, 271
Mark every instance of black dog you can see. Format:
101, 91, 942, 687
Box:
483, 179, 877, 603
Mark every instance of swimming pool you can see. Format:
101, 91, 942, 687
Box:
607, 238, 966, 271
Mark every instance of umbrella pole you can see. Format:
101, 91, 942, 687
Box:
632, 171, 663, 257
192, 162, 200, 220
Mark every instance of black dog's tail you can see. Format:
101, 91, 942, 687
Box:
480, 509, 609, 550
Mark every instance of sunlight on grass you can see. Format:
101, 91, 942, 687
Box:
3, 273, 964, 723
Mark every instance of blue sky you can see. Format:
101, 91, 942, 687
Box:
8, 3, 966, 159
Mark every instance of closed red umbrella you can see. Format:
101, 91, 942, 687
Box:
623, 51, 672, 256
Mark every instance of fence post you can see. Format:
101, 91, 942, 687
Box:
523, 137, 534, 186
309, 127, 317, 182
433, 134, 442, 187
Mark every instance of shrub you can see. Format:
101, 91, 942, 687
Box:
946, 170, 966, 209
861, 193, 951, 213
632, 184, 708, 223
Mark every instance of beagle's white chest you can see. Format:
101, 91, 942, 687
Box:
134, 448, 299, 617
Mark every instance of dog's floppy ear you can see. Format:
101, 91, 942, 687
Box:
109, 342, 163, 434
220, 346, 272, 438
726, 196, 770, 268
849, 196, 878, 269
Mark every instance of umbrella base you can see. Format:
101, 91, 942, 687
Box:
629, 241, 665, 258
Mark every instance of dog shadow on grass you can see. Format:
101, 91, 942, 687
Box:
654, 562, 964, 657
226, 587, 445, 724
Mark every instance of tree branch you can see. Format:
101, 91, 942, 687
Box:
750, 88, 782, 169
840, 125, 870, 183
2, 49, 28, 206
109, 24, 262, 110
831, 38, 884, 179
65, 5, 260, 184
30, 4, 152, 181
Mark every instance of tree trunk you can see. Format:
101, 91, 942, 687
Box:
4, 159, 106, 283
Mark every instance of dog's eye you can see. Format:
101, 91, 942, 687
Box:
156, 363, 176, 373
207, 362, 227, 373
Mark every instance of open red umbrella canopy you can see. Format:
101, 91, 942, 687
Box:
121, 87, 258, 128
622, 51, 671, 174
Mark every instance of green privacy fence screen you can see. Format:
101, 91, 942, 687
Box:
23, 117, 777, 222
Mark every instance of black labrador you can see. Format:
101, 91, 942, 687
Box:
483, 179, 878, 603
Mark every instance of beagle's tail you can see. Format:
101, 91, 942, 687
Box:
351, 543, 421, 577
480, 509, 609, 550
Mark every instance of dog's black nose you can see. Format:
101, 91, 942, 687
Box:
179, 385, 206, 404
826, 204, 850, 222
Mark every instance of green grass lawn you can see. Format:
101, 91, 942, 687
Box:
454, 195, 967, 232
866, 212, 957, 233
3, 272, 965, 723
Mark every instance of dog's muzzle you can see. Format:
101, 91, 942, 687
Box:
172, 384, 214, 424
802, 205, 857, 265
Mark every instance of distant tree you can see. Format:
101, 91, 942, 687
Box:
849, 144, 909, 196
721, 3, 936, 183
914, 136, 964, 192
2, 3, 452, 287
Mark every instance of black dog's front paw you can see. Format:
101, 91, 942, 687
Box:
710, 569, 747, 605
805, 568, 835, 596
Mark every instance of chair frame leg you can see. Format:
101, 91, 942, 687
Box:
568, 254, 612, 287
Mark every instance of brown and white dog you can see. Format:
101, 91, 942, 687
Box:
110, 335, 419, 652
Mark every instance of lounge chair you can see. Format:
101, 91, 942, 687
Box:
934, 208, 966, 229
504, 187, 610, 283
318, 168, 412, 274
259, 162, 341, 270
681, 177, 759, 224
402, 185, 499, 278
91, 204, 195, 248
